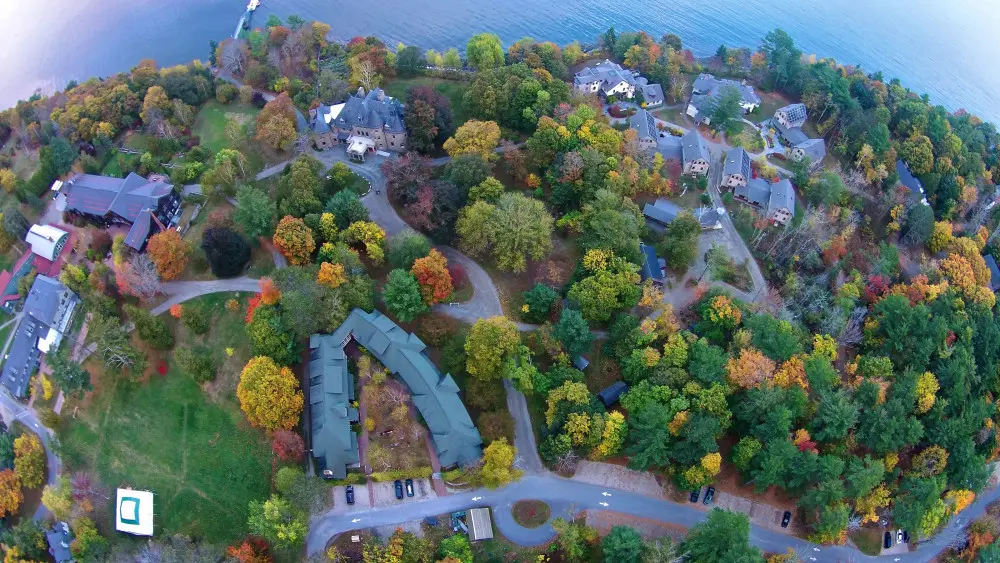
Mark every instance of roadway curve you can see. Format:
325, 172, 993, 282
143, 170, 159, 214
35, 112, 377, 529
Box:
307, 472, 995, 562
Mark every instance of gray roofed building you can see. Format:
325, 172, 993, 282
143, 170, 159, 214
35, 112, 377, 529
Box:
46, 522, 73, 563
629, 109, 658, 150
640, 81, 665, 107
599, 381, 628, 407
693, 207, 722, 230
573, 59, 637, 99
687, 74, 761, 124
768, 179, 796, 223
467, 508, 494, 541
639, 242, 665, 284
1, 275, 79, 398
735, 177, 773, 207
318, 309, 482, 469
310, 88, 407, 153
792, 138, 827, 164
658, 135, 683, 161
986, 255, 1000, 292
308, 333, 361, 479
721, 147, 752, 189
58, 172, 179, 250
773, 119, 810, 146
643, 199, 681, 226
681, 130, 710, 175
775, 103, 808, 129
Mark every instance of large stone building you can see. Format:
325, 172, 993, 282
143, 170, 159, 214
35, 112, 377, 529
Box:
310, 88, 407, 157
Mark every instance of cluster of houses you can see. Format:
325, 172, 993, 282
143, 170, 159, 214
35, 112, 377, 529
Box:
573, 59, 665, 107
309, 87, 407, 160
768, 103, 827, 166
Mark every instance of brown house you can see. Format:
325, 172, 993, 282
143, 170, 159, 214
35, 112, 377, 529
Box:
309, 87, 407, 158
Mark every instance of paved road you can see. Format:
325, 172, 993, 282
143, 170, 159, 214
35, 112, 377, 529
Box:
0, 387, 60, 521
307, 470, 999, 561
151, 277, 261, 315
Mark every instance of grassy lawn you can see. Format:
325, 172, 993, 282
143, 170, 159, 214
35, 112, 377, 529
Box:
652, 106, 691, 127
58, 293, 271, 543
512, 500, 551, 528
383, 76, 472, 127
748, 89, 794, 124
100, 151, 140, 178
849, 528, 885, 556
731, 122, 765, 152
193, 100, 261, 154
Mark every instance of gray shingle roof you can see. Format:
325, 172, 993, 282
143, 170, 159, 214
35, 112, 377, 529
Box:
320, 88, 405, 134
308, 333, 360, 479
641, 83, 664, 106
776, 103, 808, 127
774, 120, 809, 146
896, 160, 924, 195
658, 135, 683, 161
322, 310, 482, 468
574, 59, 635, 92
643, 200, 681, 225
795, 138, 826, 163
599, 381, 628, 407
723, 148, 751, 179
736, 177, 773, 207
629, 109, 657, 141
681, 130, 709, 165
986, 255, 1000, 292
639, 242, 665, 283
690, 74, 761, 116
63, 172, 174, 222
123, 210, 152, 250
768, 178, 796, 215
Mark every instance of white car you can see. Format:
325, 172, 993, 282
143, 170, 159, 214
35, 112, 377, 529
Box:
896, 530, 903, 543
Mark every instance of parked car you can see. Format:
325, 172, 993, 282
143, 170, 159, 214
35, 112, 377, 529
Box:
689, 489, 700, 503
394, 480, 404, 499
405, 478, 414, 497
896, 530, 903, 544
902, 530, 909, 543
781, 511, 792, 528
345, 485, 355, 505
703, 487, 715, 505
883, 531, 893, 549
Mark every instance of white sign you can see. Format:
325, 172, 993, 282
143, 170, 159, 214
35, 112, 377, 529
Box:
115, 489, 154, 536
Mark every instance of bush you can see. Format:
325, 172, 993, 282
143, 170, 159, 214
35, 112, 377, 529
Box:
477, 411, 515, 443
175, 347, 216, 382
417, 314, 458, 346
370, 467, 434, 482
327, 473, 367, 486
275, 466, 304, 494
216, 83, 239, 104
182, 306, 210, 335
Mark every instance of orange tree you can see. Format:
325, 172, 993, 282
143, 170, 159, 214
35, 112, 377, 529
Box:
259, 277, 282, 305
255, 93, 298, 151
237, 356, 304, 431
410, 249, 453, 304
273, 215, 316, 265
0, 469, 22, 518
146, 229, 189, 280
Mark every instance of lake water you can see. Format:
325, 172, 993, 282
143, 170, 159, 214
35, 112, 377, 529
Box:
1, 0, 998, 123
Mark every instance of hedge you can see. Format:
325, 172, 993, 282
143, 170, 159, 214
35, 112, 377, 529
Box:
371, 467, 434, 482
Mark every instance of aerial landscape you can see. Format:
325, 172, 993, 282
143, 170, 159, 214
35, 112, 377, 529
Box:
1, 1, 1000, 562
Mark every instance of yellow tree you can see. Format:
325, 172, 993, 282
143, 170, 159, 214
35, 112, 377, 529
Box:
465, 316, 520, 380
726, 348, 776, 389
41, 476, 72, 520
317, 262, 346, 288
0, 169, 16, 194
927, 221, 953, 253
273, 215, 315, 265
944, 489, 975, 514
255, 93, 298, 151
479, 438, 523, 489
854, 484, 891, 524
442, 120, 501, 160
343, 221, 386, 265
318, 212, 338, 243
146, 229, 189, 280
590, 411, 626, 459
0, 469, 22, 518
237, 356, 304, 431
13, 433, 45, 489
545, 381, 590, 426
914, 372, 939, 414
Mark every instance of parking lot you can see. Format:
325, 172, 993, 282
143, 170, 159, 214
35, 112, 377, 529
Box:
371, 478, 437, 507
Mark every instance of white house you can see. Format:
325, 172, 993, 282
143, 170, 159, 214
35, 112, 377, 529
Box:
573, 60, 636, 99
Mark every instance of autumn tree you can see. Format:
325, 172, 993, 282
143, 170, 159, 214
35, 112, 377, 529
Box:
567, 249, 641, 322
726, 348, 776, 389
343, 221, 386, 264
901, 134, 934, 176
383, 269, 428, 322
456, 192, 553, 273
273, 215, 316, 265
465, 316, 520, 380
116, 253, 161, 300
410, 249, 453, 305
237, 356, 305, 431
41, 476, 72, 520
272, 430, 306, 463
13, 433, 45, 489
146, 229, 188, 280
0, 469, 22, 518
247, 495, 307, 548
465, 33, 504, 71
479, 438, 523, 488
443, 120, 502, 160
259, 277, 282, 305
404, 86, 454, 153
317, 262, 346, 288
255, 93, 298, 151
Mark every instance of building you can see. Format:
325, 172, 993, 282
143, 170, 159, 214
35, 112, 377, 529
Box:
310, 87, 407, 156
791, 138, 827, 165
986, 255, 1000, 292
687, 74, 761, 124
46, 522, 73, 563
734, 178, 797, 225
681, 130, 711, 176
467, 508, 494, 541
25, 225, 69, 261
721, 147, 752, 190
639, 242, 665, 285
308, 332, 361, 479
573, 59, 636, 99
643, 199, 721, 231
1, 275, 79, 398
628, 109, 658, 151
54, 172, 179, 250
896, 160, 930, 206
311, 309, 482, 476
658, 135, 683, 161
599, 381, 628, 407
637, 77, 665, 107
774, 103, 808, 129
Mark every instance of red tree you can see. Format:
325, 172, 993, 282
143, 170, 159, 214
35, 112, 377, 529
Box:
245, 294, 263, 324
406, 185, 434, 231
227, 536, 272, 563
259, 278, 281, 305
411, 249, 453, 305
271, 430, 305, 463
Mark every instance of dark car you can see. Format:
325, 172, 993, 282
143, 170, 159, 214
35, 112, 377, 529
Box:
781, 511, 792, 528
689, 489, 700, 503
394, 480, 404, 500
902, 530, 910, 543
883, 531, 893, 549
703, 487, 715, 505
405, 478, 414, 497
345, 485, 355, 505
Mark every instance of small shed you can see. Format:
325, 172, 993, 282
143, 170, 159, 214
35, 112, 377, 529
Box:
467, 507, 494, 541
573, 355, 590, 371
599, 381, 629, 407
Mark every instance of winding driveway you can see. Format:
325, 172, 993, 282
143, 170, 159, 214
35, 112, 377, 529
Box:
307, 471, 992, 561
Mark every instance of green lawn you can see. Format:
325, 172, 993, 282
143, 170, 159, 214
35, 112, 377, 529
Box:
383, 76, 472, 127
748, 89, 794, 124
59, 293, 272, 543
652, 106, 691, 127
100, 151, 140, 178
731, 122, 765, 152
193, 100, 262, 154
